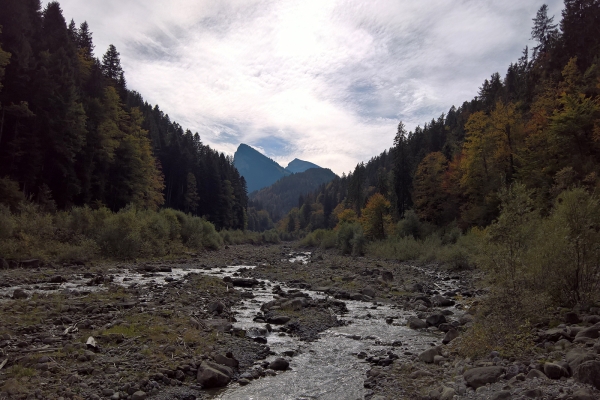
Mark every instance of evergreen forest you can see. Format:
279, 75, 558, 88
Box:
0, 0, 247, 231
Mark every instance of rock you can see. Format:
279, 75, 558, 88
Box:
131, 392, 146, 400
463, 366, 504, 389
431, 295, 455, 307
594, 338, 600, 354
281, 298, 305, 311
238, 378, 250, 385
565, 311, 581, 324
431, 386, 455, 400
197, 365, 231, 388
426, 313, 446, 327
571, 387, 597, 400
230, 278, 259, 287
213, 354, 239, 369
442, 329, 459, 345
526, 369, 547, 380
437, 323, 453, 332
20, 259, 40, 268
490, 390, 512, 400
542, 327, 567, 342
268, 358, 289, 371
410, 369, 433, 379
574, 360, 600, 389
566, 348, 595, 372
459, 313, 474, 325
267, 315, 291, 324
205, 319, 232, 332
12, 288, 28, 299
208, 301, 225, 314
419, 346, 441, 363
575, 322, 600, 340
361, 286, 376, 298
407, 317, 427, 329
524, 388, 544, 398
50, 275, 67, 283
583, 315, 600, 324
380, 271, 393, 282
543, 362, 568, 379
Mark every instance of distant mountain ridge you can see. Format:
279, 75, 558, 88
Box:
249, 167, 337, 221
233, 144, 324, 193
286, 158, 321, 174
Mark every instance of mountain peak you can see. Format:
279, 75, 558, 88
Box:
286, 158, 321, 174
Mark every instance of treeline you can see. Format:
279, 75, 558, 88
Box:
0, 0, 247, 230
283, 1, 600, 240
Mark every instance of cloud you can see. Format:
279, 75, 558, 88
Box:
50, 0, 564, 175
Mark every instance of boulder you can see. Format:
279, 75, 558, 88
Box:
131, 392, 147, 400
12, 289, 28, 299
583, 315, 600, 324
230, 278, 259, 287
526, 369, 547, 380
566, 348, 595, 372
361, 286, 376, 298
490, 391, 512, 400
197, 366, 231, 388
407, 317, 427, 330
268, 358, 289, 371
213, 353, 239, 369
281, 298, 305, 311
459, 313, 474, 325
426, 313, 446, 327
431, 295, 455, 307
380, 271, 393, 282
574, 360, 600, 389
575, 322, 600, 340
208, 301, 225, 314
267, 315, 291, 325
543, 362, 568, 379
205, 319, 232, 332
463, 366, 504, 389
571, 387, 597, 400
565, 311, 581, 324
442, 329, 459, 345
542, 328, 567, 342
419, 346, 441, 364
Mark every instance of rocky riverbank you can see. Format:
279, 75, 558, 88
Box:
1, 243, 599, 399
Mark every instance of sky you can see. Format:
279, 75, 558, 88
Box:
49, 0, 564, 175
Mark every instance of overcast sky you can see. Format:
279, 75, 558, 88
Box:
49, 0, 564, 175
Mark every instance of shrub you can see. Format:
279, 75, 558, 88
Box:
337, 222, 365, 256
299, 229, 336, 249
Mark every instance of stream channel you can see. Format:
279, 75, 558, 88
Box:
0, 252, 462, 399
198, 253, 459, 400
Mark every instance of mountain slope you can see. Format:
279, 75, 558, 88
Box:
233, 144, 291, 193
249, 168, 337, 221
286, 158, 321, 174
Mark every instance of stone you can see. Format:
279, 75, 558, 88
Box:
463, 366, 504, 389
524, 388, 543, 398
230, 278, 259, 287
526, 369, 547, 380
566, 348, 595, 372
361, 286, 376, 298
442, 329, 459, 345
431, 295, 455, 307
213, 354, 239, 369
407, 317, 427, 330
238, 378, 250, 385
565, 311, 581, 324
419, 346, 441, 364
205, 319, 232, 332
583, 315, 600, 324
197, 366, 231, 388
594, 338, 600, 354
268, 358, 289, 371
12, 288, 28, 299
543, 362, 568, 379
267, 315, 291, 325
571, 387, 597, 400
433, 386, 455, 400
131, 392, 146, 400
574, 360, 600, 389
410, 369, 433, 379
490, 390, 511, 400
459, 313, 474, 325
426, 312, 446, 327
575, 322, 600, 340
102, 388, 115, 396
50, 275, 67, 283
208, 301, 225, 314
380, 271, 393, 282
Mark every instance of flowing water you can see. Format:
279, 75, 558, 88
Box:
1, 253, 461, 399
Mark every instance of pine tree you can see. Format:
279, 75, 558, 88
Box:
101, 44, 123, 81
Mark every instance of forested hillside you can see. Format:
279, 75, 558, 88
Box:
0, 0, 247, 230
282, 1, 600, 237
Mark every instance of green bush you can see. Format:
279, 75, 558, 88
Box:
262, 229, 280, 244
337, 222, 365, 256
299, 229, 336, 249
